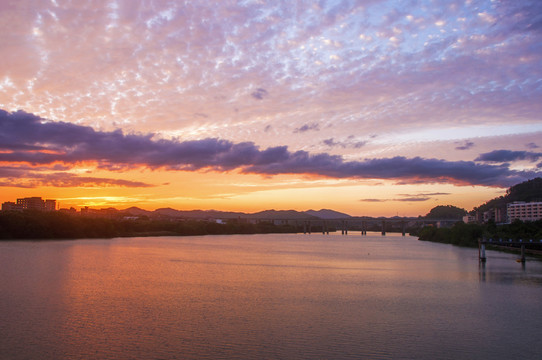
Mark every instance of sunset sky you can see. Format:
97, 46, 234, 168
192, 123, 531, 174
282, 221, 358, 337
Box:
1, 0, 541, 216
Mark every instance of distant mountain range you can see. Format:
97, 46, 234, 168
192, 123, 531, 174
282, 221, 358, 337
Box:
110, 178, 542, 221
121, 207, 352, 220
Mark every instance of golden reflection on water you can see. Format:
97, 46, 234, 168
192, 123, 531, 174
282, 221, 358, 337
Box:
1, 234, 542, 359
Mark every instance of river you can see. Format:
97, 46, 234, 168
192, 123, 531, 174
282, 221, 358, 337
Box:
1, 232, 541, 359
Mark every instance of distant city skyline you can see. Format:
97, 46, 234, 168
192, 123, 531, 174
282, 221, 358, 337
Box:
1, 1, 541, 216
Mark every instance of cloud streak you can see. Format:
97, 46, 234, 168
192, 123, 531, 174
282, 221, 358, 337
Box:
359, 192, 451, 203
360, 197, 431, 203
323, 137, 367, 149
0, 166, 153, 188
294, 123, 320, 133
476, 150, 542, 163
1, 109, 538, 188
251, 88, 268, 100
455, 141, 475, 151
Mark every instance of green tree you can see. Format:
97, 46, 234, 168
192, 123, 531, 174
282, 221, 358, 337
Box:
425, 205, 467, 219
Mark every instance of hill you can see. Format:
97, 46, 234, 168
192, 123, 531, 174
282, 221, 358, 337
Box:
425, 205, 467, 220
248, 210, 317, 220
82, 206, 359, 221
304, 209, 351, 219
123, 207, 153, 217
474, 177, 542, 214
122, 207, 352, 220
153, 208, 245, 219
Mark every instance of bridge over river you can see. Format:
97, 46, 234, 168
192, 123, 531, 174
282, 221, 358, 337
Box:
247, 217, 459, 236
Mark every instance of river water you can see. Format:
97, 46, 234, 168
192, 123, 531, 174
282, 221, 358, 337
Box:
1, 232, 541, 359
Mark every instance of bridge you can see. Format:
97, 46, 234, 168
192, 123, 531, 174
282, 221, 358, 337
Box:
245, 217, 458, 236
479, 238, 542, 263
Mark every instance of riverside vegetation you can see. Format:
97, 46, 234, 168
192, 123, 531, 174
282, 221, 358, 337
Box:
0, 210, 299, 240
415, 219, 542, 248
415, 177, 542, 250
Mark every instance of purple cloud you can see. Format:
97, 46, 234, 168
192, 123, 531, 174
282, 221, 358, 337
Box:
396, 197, 431, 202
398, 192, 450, 197
475, 150, 542, 163
455, 140, 475, 151
359, 190, 452, 203
251, 88, 268, 100
323, 138, 367, 149
0, 166, 152, 188
294, 123, 320, 133
1, 110, 540, 188
359, 196, 431, 203
242, 154, 538, 187
1, 0, 541, 147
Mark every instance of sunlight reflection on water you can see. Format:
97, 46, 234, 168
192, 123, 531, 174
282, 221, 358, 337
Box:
1, 233, 541, 359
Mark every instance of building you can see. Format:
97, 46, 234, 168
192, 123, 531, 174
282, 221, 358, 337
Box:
1, 201, 23, 211
494, 206, 506, 223
45, 199, 57, 211
17, 197, 44, 210
507, 201, 542, 223
462, 214, 477, 224
1, 197, 57, 212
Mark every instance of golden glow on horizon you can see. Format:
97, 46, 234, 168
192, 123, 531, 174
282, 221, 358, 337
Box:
0, 167, 506, 217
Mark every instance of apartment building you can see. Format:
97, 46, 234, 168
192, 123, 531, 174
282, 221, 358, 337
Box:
507, 201, 542, 222
1, 197, 57, 211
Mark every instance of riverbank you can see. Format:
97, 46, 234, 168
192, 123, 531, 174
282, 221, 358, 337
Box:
0, 211, 300, 240
415, 221, 542, 257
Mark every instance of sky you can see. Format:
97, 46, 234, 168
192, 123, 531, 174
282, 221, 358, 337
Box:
1, 0, 541, 216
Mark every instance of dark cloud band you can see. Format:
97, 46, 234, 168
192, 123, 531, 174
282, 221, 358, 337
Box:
1, 109, 539, 187
476, 150, 542, 163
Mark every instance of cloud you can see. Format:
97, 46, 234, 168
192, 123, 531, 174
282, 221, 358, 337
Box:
455, 140, 475, 150
505, 1, 542, 33
398, 192, 451, 197
1, 109, 539, 188
420, 192, 451, 196
526, 142, 539, 149
0, 0, 541, 165
475, 149, 542, 163
323, 137, 367, 149
360, 192, 450, 203
294, 123, 320, 133
1, 0, 541, 143
359, 197, 430, 203
323, 138, 338, 147
396, 197, 431, 202
251, 88, 268, 100
0, 166, 153, 188
244, 152, 538, 187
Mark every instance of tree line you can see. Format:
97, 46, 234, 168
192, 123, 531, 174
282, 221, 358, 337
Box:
0, 211, 300, 240
414, 219, 542, 250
